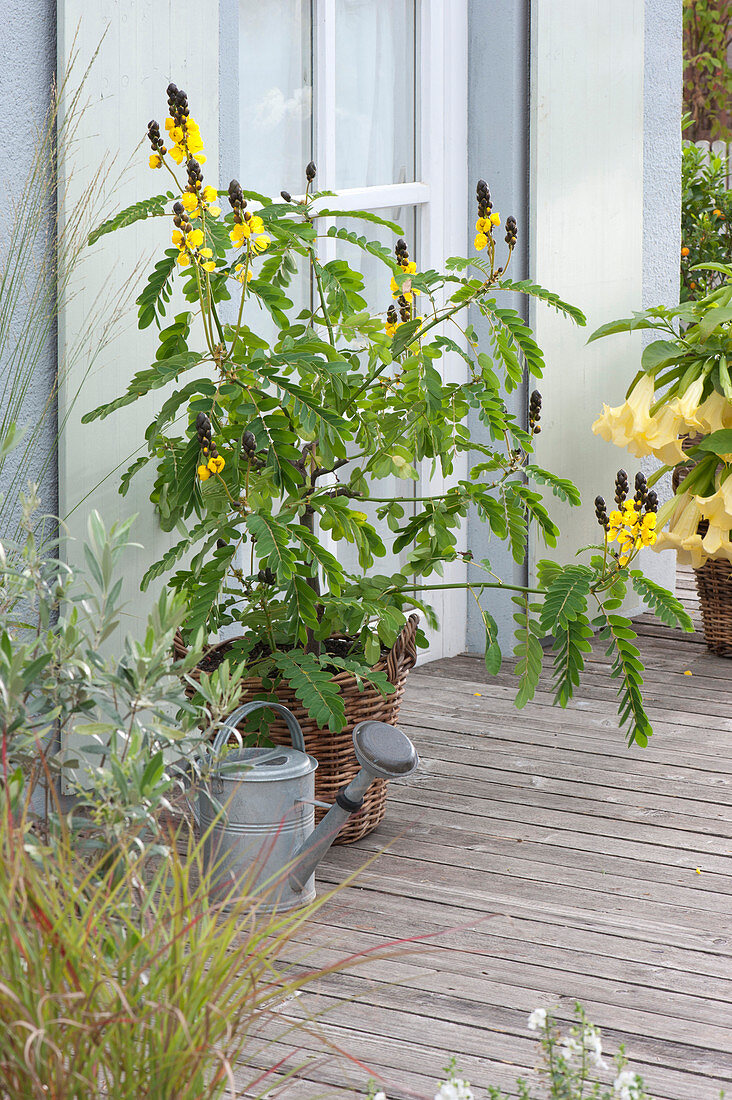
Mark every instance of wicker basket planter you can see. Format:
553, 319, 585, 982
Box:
176, 613, 419, 844
672, 455, 732, 658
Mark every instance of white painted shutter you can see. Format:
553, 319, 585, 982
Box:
57, 1, 219, 634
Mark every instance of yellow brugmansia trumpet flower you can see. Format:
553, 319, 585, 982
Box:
700, 517, 732, 561
696, 390, 732, 434
654, 490, 706, 567
673, 375, 706, 426
592, 374, 655, 450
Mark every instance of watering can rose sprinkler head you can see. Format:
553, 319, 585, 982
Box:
198, 702, 419, 912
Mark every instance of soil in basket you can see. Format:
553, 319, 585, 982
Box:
195, 636, 390, 677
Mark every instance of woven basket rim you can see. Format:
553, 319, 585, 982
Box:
175, 613, 420, 687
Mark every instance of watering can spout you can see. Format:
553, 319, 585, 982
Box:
289, 720, 419, 894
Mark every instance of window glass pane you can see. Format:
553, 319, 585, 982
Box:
332, 206, 418, 578
239, 0, 312, 198
335, 0, 416, 189
334, 205, 417, 315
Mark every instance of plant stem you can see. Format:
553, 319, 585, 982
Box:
387, 580, 546, 596
312, 258, 336, 347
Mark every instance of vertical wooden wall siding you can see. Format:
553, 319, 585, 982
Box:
57, 1, 220, 633
528, 0, 645, 577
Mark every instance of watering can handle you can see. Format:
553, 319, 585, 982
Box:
211, 700, 306, 760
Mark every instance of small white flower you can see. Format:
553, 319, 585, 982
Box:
527, 1007, 547, 1031
613, 1069, 640, 1100
560, 1034, 583, 1062
583, 1025, 608, 1070
373, 1093, 387, 1100
435, 1079, 474, 1100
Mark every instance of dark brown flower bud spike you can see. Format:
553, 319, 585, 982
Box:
529, 389, 542, 434
595, 496, 609, 529
614, 469, 629, 507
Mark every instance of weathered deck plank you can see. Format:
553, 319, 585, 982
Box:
238, 582, 732, 1100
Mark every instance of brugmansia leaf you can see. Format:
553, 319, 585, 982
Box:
630, 573, 694, 632
274, 650, 346, 732
693, 429, 732, 457
88, 193, 174, 245
587, 311, 661, 343
512, 595, 544, 708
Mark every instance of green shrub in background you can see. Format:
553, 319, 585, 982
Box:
683, 0, 732, 142
681, 140, 732, 301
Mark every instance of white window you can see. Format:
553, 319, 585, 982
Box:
240, 0, 469, 657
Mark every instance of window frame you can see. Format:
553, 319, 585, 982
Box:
311, 0, 470, 660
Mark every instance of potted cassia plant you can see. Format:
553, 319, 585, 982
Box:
84, 84, 690, 840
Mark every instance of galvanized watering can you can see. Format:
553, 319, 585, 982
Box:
197, 700, 418, 912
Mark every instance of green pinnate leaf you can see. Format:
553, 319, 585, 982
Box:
88, 192, 174, 246
512, 596, 544, 709
539, 565, 593, 633
274, 650, 346, 732
630, 573, 694, 632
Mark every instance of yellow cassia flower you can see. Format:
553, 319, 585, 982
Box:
149, 153, 163, 169
181, 192, 199, 213
176, 252, 191, 267
172, 230, 184, 247
234, 263, 253, 284
186, 228, 204, 248
197, 464, 211, 480
475, 217, 487, 232
201, 260, 216, 272
252, 234, 271, 253
229, 223, 249, 247
202, 185, 218, 203
207, 455, 225, 473
474, 233, 488, 251
169, 144, 186, 165
164, 118, 175, 132
490, 212, 501, 226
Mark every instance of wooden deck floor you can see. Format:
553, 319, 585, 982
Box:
242, 571, 732, 1100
